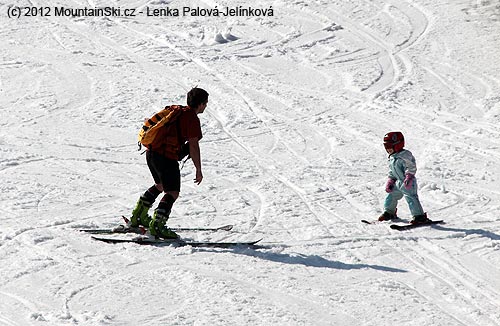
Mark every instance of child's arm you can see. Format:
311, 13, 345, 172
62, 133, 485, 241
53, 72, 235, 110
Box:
400, 150, 417, 190
400, 150, 417, 175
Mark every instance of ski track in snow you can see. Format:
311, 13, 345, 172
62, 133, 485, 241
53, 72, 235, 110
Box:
1, 0, 500, 325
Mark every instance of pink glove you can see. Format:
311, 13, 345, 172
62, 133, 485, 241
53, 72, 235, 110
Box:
403, 173, 414, 190
385, 178, 396, 193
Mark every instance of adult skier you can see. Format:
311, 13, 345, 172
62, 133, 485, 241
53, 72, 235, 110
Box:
129, 87, 209, 238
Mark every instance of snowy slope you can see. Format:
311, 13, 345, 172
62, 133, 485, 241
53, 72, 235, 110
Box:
1, 0, 500, 325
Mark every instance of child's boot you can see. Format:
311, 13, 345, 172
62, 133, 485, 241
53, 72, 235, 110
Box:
378, 209, 397, 221
410, 213, 430, 225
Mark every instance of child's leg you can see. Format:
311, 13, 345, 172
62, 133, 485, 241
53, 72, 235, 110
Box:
404, 193, 425, 216
400, 179, 425, 216
384, 187, 403, 215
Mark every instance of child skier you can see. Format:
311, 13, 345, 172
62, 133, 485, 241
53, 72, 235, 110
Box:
378, 131, 430, 224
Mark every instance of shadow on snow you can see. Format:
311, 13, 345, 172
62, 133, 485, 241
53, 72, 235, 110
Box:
434, 225, 500, 241
241, 250, 407, 272
196, 247, 407, 273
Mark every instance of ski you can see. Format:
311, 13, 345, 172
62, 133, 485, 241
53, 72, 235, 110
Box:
361, 219, 383, 225
79, 225, 145, 235
171, 224, 234, 232
390, 220, 444, 231
120, 216, 234, 232
80, 224, 233, 234
91, 236, 261, 248
80, 216, 233, 234
361, 218, 402, 225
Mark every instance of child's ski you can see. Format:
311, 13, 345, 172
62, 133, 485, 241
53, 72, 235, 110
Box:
361, 218, 402, 225
390, 220, 444, 231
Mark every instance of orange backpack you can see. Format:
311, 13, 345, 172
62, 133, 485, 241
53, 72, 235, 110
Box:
137, 105, 185, 150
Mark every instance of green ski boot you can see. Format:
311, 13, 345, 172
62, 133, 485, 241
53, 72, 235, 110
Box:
149, 208, 178, 239
129, 197, 153, 227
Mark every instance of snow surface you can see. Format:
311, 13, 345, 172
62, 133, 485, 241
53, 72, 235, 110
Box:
1, 0, 500, 325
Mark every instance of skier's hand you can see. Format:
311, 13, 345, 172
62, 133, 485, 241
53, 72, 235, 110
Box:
385, 178, 396, 193
403, 173, 414, 190
194, 169, 203, 185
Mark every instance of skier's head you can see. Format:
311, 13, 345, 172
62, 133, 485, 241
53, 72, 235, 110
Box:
187, 87, 209, 112
383, 131, 405, 154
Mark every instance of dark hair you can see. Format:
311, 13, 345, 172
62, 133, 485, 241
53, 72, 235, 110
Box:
187, 87, 209, 108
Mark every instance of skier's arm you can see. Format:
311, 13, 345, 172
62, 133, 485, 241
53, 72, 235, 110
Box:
388, 168, 395, 180
401, 151, 417, 175
387, 160, 396, 179
189, 137, 203, 184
